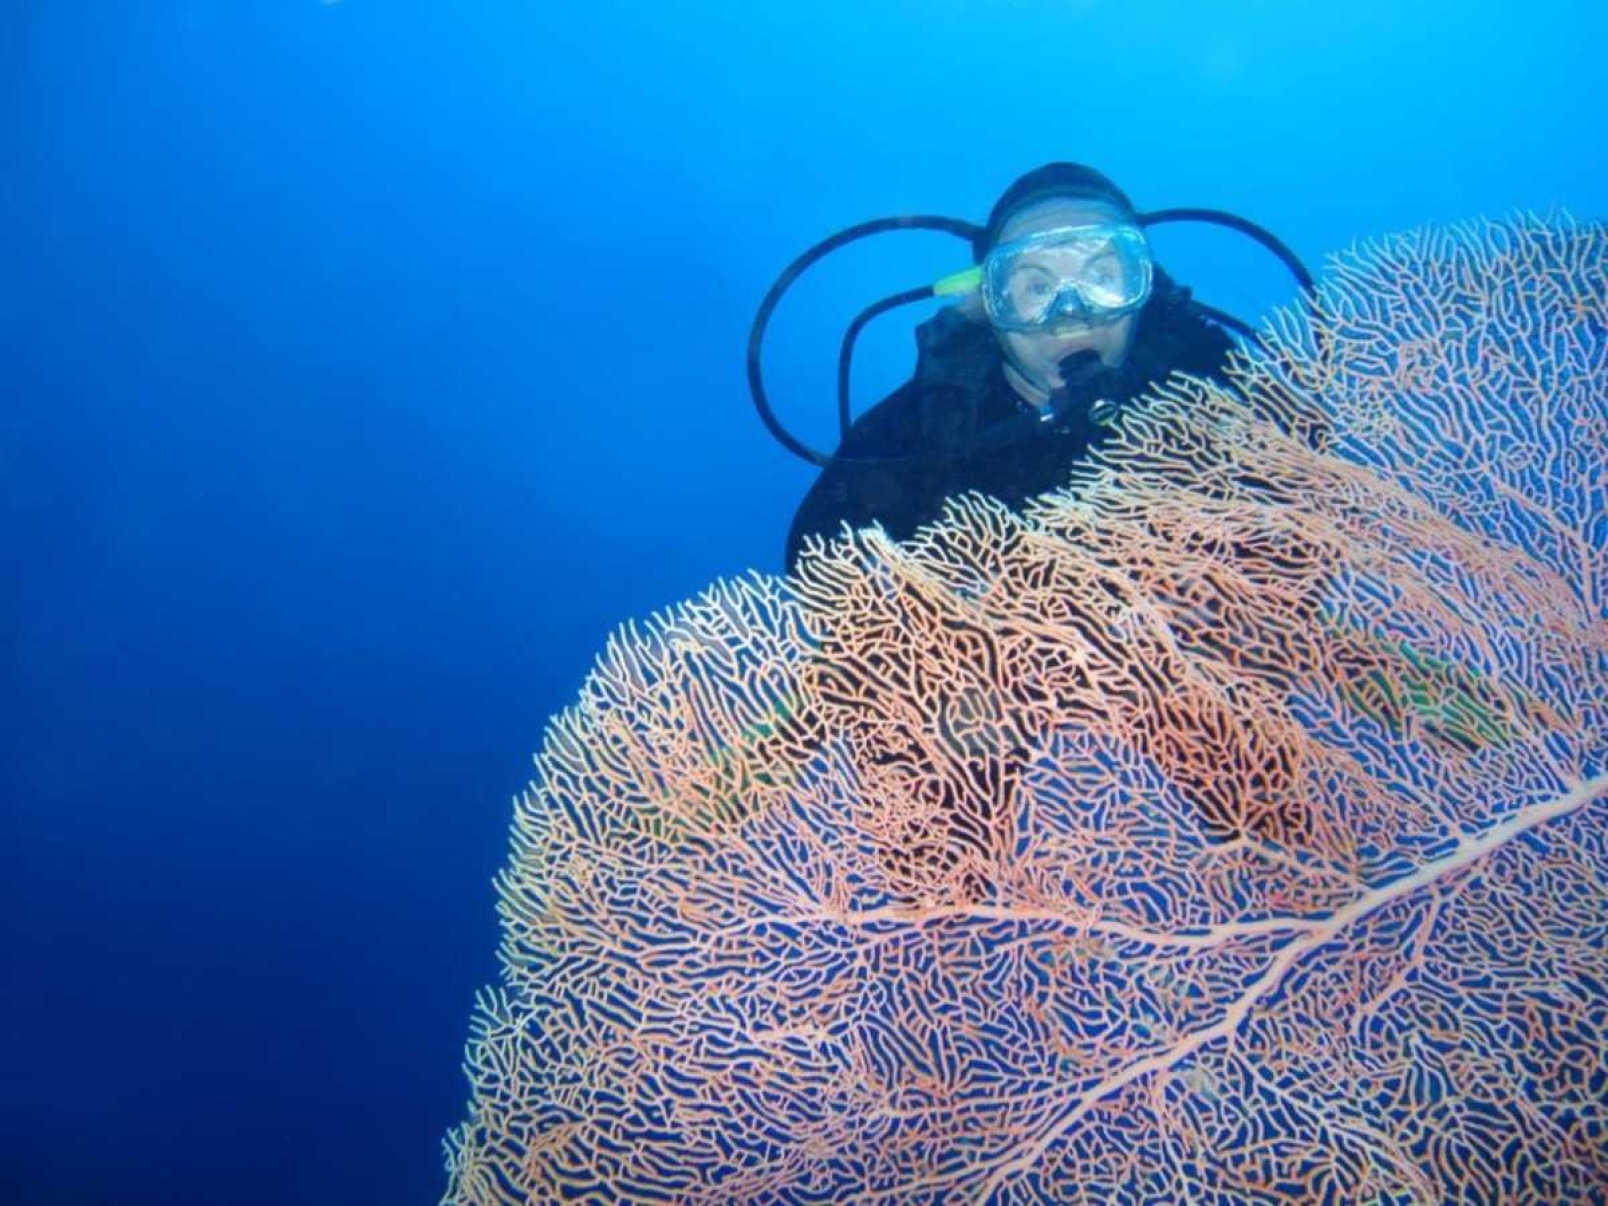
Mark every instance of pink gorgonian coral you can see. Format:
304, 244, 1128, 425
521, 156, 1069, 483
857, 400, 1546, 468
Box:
445, 215, 1606, 1203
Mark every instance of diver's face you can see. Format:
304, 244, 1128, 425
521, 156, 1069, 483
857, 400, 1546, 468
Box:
990, 198, 1140, 399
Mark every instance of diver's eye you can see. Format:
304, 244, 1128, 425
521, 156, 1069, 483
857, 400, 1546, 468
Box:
1084, 253, 1120, 288
1010, 266, 1058, 306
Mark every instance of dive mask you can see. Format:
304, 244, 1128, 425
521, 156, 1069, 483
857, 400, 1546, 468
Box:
978, 223, 1154, 330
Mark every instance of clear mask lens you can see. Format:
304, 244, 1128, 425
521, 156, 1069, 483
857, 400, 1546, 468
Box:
983, 224, 1153, 329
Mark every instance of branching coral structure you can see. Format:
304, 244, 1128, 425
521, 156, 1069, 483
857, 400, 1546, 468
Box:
445, 215, 1607, 1203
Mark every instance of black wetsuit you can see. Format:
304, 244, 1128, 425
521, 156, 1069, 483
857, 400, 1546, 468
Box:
785, 268, 1236, 569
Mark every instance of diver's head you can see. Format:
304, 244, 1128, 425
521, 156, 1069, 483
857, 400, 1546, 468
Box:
976, 164, 1152, 407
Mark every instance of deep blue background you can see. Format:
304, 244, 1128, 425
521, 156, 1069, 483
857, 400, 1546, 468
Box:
3, 1, 1604, 1201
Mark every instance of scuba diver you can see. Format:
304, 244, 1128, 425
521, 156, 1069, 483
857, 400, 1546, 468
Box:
746, 162, 1316, 570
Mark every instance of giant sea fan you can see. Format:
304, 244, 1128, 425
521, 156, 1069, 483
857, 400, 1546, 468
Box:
444, 215, 1607, 1203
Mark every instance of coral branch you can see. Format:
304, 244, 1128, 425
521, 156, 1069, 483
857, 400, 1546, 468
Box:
446, 215, 1607, 1203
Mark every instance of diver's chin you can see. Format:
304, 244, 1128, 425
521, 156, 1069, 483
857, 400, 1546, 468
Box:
1005, 345, 1104, 406
1002, 360, 1056, 410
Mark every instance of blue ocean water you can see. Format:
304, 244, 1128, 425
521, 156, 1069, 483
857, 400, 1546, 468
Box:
2, 2, 1604, 1202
